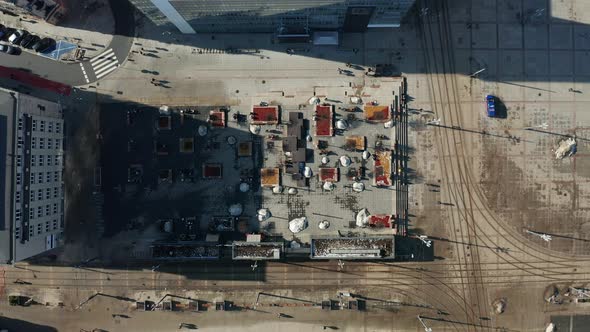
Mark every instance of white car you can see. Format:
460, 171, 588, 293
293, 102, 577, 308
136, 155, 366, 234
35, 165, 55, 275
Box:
8, 30, 21, 44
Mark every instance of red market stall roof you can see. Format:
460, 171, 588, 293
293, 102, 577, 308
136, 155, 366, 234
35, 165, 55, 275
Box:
208, 110, 226, 127
251, 106, 279, 124
202, 163, 222, 178
319, 167, 339, 182
314, 104, 333, 136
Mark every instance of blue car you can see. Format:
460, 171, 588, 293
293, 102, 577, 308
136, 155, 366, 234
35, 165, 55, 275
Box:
486, 95, 496, 117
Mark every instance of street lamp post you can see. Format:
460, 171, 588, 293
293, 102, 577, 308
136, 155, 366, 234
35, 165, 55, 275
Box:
417, 315, 432, 332
418, 235, 432, 247
524, 229, 552, 242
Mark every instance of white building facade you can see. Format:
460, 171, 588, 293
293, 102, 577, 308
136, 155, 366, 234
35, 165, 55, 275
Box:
0, 89, 65, 263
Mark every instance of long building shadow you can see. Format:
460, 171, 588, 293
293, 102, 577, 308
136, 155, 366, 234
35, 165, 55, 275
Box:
0, 317, 58, 332
2, 0, 589, 87
113, 0, 590, 84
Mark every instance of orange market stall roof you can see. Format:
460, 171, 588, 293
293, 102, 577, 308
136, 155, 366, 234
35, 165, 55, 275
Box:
238, 141, 253, 157
251, 106, 279, 124
364, 104, 391, 122
344, 135, 366, 151
374, 150, 392, 187
260, 168, 280, 187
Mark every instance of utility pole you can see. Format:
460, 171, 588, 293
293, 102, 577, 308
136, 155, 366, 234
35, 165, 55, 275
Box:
524, 229, 552, 242
417, 315, 432, 332
418, 235, 432, 247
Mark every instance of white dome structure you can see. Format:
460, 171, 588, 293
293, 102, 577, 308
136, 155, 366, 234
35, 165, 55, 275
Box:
340, 155, 351, 167
289, 217, 308, 233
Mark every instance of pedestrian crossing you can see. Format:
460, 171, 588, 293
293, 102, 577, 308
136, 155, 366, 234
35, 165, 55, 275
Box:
87, 48, 119, 80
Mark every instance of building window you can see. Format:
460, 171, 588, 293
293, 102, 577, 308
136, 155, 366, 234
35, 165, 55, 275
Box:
38, 172, 43, 184
46, 172, 51, 183
31, 137, 36, 149
55, 155, 60, 166
39, 155, 44, 167
45, 221, 50, 232
40, 120, 45, 132
37, 190, 42, 201
29, 227, 34, 237
30, 173, 35, 184
54, 171, 59, 182
15, 226, 20, 239
18, 118, 23, 130
48, 122, 53, 133
30, 209, 34, 219
17, 155, 22, 167
30, 189, 35, 201
47, 138, 52, 150
16, 191, 21, 203
52, 219, 58, 230
53, 187, 58, 198
45, 204, 50, 216
31, 155, 36, 167
47, 155, 52, 166
55, 139, 61, 149
32, 119, 37, 131
37, 223, 42, 235
16, 173, 22, 185
55, 123, 61, 134
37, 206, 42, 218
45, 188, 50, 200
52, 203, 57, 214
39, 138, 45, 149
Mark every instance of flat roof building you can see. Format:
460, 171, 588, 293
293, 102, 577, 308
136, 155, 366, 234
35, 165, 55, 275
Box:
128, 0, 416, 34
0, 88, 65, 263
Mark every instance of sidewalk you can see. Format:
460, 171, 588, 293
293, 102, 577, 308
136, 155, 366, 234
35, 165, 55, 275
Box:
0, 0, 115, 62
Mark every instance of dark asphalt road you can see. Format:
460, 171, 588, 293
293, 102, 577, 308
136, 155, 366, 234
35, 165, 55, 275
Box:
0, 0, 134, 87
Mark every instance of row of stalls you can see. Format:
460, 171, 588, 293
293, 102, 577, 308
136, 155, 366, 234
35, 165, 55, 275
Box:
151, 235, 395, 260
257, 101, 395, 190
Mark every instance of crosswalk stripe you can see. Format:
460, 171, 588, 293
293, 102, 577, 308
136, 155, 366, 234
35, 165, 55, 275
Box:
93, 57, 117, 71
79, 63, 89, 83
94, 61, 118, 76
90, 49, 114, 63
95, 65, 118, 79
90, 52, 115, 67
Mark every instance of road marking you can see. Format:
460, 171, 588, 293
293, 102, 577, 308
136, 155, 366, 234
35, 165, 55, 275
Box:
95, 64, 119, 79
91, 51, 116, 68
90, 48, 115, 63
87, 48, 120, 80
79, 63, 89, 83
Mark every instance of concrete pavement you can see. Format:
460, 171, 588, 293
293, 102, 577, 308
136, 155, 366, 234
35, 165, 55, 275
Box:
0, 0, 134, 86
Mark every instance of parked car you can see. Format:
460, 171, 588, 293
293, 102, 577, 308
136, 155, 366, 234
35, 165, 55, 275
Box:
10, 30, 28, 45
485, 95, 496, 117
33, 37, 55, 53
0, 25, 6, 40
1, 28, 15, 41
8, 30, 22, 44
19, 33, 36, 47
0, 44, 18, 55
22, 35, 39, 49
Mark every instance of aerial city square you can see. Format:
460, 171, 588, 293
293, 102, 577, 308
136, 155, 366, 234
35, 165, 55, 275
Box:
0, 0, 589, 331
